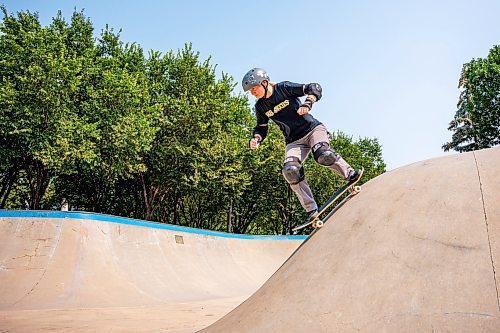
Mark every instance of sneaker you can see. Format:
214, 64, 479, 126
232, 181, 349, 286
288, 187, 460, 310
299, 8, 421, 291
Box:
348, 168, 362, 182
307, 209, 319, 222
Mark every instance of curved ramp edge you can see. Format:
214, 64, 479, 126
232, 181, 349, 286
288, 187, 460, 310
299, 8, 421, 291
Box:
200, 147, 500, 333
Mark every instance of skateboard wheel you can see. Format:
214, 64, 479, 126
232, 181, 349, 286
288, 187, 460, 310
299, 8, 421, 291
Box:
353, 186, 361, 193
315, 220, 324, 228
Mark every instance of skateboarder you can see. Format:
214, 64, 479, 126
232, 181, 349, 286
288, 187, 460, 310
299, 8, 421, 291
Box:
242, 68, 361, 222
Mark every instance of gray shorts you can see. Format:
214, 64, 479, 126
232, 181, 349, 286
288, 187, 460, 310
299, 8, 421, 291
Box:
284, 124, 353, 211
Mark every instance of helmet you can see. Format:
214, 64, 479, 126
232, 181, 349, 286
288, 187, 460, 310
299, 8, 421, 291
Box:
242, 68, 270, 92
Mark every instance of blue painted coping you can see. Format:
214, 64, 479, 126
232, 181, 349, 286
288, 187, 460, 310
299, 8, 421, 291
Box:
0, 210, 307, 241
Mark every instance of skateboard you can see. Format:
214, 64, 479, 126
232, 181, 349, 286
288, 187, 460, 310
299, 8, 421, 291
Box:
292, 167, 364, 234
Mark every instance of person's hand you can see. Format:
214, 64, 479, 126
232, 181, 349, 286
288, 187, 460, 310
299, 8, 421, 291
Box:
297, 105, 310, 116
249, 136, 261, 150
297, 95, 316, 116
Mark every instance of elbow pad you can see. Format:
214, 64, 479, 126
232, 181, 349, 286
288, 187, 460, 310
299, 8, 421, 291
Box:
304, 83, 322, 101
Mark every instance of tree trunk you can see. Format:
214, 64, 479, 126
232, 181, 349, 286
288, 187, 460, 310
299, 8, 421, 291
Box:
139, 173, 156, 221
227, 198, 233, 233
26, 160, 51, 210
0, 168, 18, 209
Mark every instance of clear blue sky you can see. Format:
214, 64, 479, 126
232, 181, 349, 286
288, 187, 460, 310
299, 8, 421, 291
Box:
3, 0, 499, 170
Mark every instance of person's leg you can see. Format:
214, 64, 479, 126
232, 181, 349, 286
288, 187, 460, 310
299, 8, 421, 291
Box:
282, 141, 318, 212
308, 125, 354, 180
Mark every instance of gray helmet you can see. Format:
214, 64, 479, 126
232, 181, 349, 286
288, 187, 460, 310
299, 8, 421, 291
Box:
242, 68, 270, 92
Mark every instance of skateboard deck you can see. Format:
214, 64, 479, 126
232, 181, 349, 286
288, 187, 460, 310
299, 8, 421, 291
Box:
292, 167, 364, 234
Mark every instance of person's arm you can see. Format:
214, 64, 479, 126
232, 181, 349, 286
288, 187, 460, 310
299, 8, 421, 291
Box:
298, 83, 323, 115
282, 81, 323, 115
249, 108, 269, 149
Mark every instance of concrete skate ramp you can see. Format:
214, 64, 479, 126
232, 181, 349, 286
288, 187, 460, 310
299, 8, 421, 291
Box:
0, 212, 304, 332
201, 147, 500, 332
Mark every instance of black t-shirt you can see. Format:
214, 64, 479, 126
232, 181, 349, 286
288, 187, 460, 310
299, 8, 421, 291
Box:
253, 81, 322, 144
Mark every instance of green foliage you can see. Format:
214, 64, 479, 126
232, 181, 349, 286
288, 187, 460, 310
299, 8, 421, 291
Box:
0, 7, 387, 235
443, 45, 500, 152
137, 44, 255, 228
0, 7, 157, 209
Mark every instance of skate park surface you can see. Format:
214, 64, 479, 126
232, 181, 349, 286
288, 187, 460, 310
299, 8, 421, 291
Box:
1, 146, 500, 332
0, 212, 305, 332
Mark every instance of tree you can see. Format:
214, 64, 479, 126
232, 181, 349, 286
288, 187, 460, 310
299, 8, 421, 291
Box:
443, 45, 500, 152
0, 8, 157, 209
139, 44, 252, 226
0, 8, 84, 209
228, 125, 291, 235
51, 26, 159, 214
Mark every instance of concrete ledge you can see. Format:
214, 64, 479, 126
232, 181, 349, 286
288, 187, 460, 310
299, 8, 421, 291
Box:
0, 210, 307, 240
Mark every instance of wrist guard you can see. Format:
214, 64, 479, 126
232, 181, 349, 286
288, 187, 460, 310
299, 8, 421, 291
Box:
300, 97, 315, 110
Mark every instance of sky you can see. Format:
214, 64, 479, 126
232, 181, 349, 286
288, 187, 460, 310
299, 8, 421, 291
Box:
2, 0, 499, 170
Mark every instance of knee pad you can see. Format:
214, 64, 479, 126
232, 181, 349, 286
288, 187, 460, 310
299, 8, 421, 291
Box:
312, 142, 339, 166
282, 157, 305, 185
